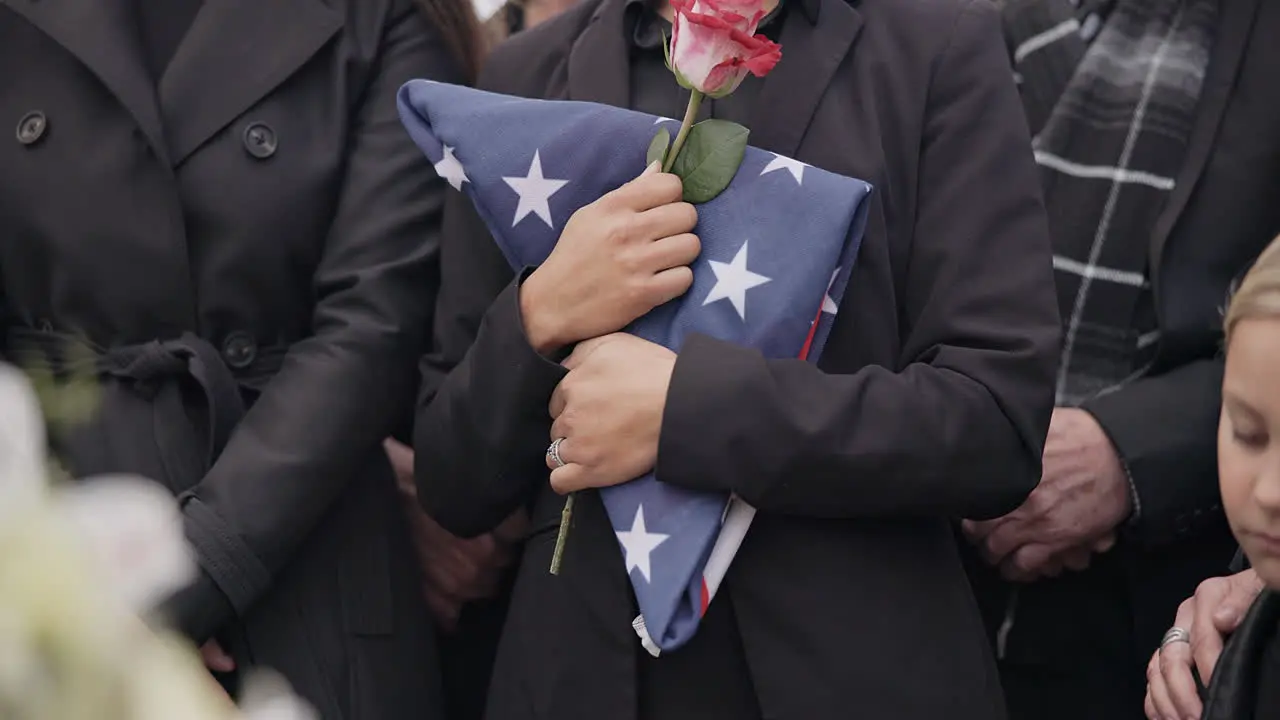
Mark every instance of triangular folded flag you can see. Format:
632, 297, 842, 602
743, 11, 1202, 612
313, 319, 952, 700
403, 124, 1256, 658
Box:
398, 80, 872, 655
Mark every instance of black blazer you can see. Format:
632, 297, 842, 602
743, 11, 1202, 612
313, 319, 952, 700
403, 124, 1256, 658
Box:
1081, 0, 1280, 550
414, 0, 1061, 718
966, 0, 1280, 679
0, 0, 456, 716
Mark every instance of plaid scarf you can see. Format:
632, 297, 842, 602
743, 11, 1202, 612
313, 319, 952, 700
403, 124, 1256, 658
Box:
1000, 0, 1218, 406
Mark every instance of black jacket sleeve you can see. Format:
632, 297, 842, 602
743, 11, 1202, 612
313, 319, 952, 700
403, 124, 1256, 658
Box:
1083, 357, 1225, 547
412, 190, 566, 538
167, 4, 460, 641
412, 40, 571, 538
654, 0, 1061, 521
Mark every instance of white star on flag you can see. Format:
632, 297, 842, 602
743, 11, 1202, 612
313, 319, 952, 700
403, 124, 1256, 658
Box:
434, 145, 469, 191
823, 270, 839, 315
616, 506, 669, 582
760, 153, 807, 184
503, 150, 568, 228
704, 241, 772, 320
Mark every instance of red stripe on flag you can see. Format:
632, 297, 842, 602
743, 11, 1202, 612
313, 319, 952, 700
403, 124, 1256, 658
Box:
798, 305, 824, 361
700, 578, 710, 616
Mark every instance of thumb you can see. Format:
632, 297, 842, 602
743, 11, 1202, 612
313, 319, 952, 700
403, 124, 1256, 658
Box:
1213, 571, 1264, 630
639, 160, 661, 177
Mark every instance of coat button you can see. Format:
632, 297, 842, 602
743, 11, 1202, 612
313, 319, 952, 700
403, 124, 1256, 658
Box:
222, 331, 258, 369
16, 111, 47, 146
242, 122, 277, 159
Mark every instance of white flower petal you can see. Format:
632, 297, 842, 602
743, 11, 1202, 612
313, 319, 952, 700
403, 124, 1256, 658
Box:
0, 364, 49, 526
55, 475, 197, 613
238, 671, 317, 720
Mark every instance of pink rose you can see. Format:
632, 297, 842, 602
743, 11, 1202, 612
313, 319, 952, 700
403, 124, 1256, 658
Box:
669, 0, 783, 98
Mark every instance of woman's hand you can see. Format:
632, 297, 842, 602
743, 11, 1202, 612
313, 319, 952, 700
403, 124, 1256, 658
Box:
1144, 568, 1264, 720
520, 163, 700, 354
546, 334, 675, 493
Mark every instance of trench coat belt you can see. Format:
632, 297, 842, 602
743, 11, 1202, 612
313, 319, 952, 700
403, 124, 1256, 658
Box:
7, 326, 286, 612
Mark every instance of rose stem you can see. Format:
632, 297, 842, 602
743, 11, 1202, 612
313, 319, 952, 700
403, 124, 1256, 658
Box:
550, 492, 576, 575
662, 89, 704, 173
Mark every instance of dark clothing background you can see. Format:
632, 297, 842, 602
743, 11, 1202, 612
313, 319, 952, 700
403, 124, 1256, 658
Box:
132, 0, 201, 80
0, 0, 458, 716
1203, 589, 1280, 719
415, 0, 1062, 717
965, 0, 1280, 717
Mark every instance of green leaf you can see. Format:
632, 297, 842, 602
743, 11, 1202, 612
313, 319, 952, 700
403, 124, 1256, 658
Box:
669, 119, 750, 204
646, 128, 671, 167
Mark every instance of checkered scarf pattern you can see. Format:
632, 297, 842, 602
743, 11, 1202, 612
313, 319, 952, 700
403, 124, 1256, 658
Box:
999, 0, 1217, 406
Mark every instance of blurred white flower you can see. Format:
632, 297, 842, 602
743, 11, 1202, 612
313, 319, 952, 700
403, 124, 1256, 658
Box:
0, 364, 48, 525
239, 671, 318, 720
0, 360, 314, 720
56, 475, 197, 614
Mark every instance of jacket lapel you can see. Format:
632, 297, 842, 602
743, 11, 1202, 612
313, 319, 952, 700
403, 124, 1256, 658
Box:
565, 0, 631, 106
158, 0, 341, 165
747, 0, 863, 158
0, 0, 170, 164
1150, 0, 1261, 273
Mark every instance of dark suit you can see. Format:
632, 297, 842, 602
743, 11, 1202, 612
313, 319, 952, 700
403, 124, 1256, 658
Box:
414, 0, 1061, 717
965, 1, 1280, 716
0, 0, 455, 716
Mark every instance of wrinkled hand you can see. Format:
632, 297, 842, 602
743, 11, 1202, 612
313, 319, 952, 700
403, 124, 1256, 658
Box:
1145, 569, 1264, 720
975, 534, 1120, 583
385, 439, 526, 631
546, 334, 675, 494
520, 163, 700, 354
963, 408, 1131, 582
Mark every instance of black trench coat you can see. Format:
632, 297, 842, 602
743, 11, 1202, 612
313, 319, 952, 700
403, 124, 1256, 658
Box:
0, 0, 454, 716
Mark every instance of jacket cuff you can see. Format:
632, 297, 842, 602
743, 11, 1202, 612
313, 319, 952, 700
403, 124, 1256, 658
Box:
655, 334, 743, 496
476, 269, 569, 407
1083, 378, 1223, 546
159, 568, 236, 644
176, 492, 273, 622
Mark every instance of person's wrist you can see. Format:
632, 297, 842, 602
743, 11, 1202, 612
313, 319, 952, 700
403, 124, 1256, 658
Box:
519, 271, 566, 355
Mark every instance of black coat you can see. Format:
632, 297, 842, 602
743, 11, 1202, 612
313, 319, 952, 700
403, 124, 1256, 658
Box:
1204, 589, 1280, 720
414, 0, 1061, 717
964, 2, 1280, 716
0, 0, 455, 716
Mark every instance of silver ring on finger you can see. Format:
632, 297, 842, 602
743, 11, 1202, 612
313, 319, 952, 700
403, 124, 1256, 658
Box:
1160, 626, 1191, 650
547, 438, 567, 469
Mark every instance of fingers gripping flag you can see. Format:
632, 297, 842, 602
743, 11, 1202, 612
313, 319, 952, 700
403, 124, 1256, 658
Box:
398, 80, 871, 655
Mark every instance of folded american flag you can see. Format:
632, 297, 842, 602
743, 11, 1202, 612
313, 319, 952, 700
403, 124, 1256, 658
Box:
398, 80, 872, 655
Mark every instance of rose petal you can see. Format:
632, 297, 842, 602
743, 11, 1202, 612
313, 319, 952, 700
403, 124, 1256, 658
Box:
669, 0, 782, 95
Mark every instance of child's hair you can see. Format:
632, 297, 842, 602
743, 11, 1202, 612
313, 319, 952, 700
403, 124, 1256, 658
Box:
1226, 235, 1280, 345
